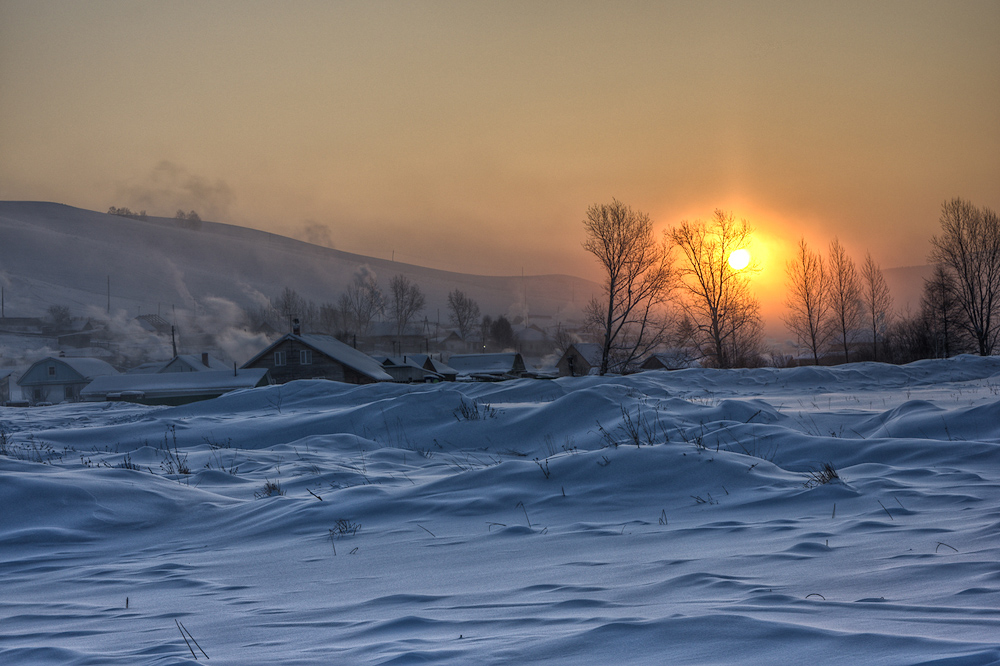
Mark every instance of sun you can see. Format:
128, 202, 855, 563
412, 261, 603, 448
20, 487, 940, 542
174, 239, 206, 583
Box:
728, 248, 751, 271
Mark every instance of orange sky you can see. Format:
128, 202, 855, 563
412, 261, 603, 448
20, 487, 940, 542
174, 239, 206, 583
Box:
2, 0, 998, 303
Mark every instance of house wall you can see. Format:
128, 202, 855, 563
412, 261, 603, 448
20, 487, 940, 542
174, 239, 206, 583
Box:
18, 360, 90, 404
245, 339, 376, 385
557, 352, 594, 377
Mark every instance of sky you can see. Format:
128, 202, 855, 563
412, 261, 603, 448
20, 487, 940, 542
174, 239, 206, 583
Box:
2, 0, 998, 304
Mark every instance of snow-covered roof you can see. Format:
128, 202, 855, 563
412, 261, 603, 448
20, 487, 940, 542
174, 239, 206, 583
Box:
447, 353, 525, 375
19, 356, 119, 385
245, 334, 392, 382
515, 326, 550, 342
563, 343, 603, 367
81, 369, 269, 401
297, 334, 393, 381
167, 354, 232, 372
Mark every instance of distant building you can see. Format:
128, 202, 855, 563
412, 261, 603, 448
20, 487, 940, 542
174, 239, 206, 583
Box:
17, 356, 119, 405
81, 368, 270, 406
242, 333, 392, 384
513, 325, 554, 357
639, 350, 697, 371
556, 343, 603, 377
376, 354, 457, 383
447, 353, 527, 381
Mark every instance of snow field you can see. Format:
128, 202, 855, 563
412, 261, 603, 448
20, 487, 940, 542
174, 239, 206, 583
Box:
2, 356, 1000, 664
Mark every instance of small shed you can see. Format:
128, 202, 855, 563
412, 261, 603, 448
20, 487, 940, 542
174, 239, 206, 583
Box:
377, 354, 456, 383
556, 343, 603, 377
639, 350, 696, 371
447, 353, 527, 381
17, 356, 119, 405
242, 333, 392, 384
81, 368, 270, 406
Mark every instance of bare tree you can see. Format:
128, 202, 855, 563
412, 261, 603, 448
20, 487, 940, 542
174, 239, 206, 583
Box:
827, 238, 862, 363
783, 238, 830, 365
582, 199, 677, 374
388, 274, 426, 337
670, 209, 761, 368
929, 198, 1000, 356
447, 289, 480, 341
860, 251, 894, 362
341, 269, 385, 336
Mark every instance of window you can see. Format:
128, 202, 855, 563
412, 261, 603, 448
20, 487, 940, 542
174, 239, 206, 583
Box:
274, 351, 287, 366
48, 365, 56, 376
300, 349, 313, 365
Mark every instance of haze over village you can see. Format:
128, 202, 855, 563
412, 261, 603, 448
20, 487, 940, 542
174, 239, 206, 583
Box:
1, 2, 999, 664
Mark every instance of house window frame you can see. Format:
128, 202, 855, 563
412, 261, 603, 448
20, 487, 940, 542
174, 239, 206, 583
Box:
274, 351, 287, 366
47, 365, 56, 376
300, 349, 313, 365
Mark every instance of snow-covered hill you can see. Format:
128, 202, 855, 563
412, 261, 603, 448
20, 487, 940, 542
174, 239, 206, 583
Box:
2, 355, 999, 664
0, 202, 599, 324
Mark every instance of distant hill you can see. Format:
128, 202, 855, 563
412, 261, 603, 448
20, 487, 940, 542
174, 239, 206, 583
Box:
0, 202, 600, 326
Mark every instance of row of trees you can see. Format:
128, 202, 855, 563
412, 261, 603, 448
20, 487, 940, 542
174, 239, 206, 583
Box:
583, 201, 765, 374
253, 271, 512, 350
582, 196, 999, 375
784, 238, 893, 364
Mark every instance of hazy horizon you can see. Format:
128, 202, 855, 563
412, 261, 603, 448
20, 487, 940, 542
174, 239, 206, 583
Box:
2, 1, 998, 313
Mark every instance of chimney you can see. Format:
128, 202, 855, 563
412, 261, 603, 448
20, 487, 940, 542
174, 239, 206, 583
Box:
202, 352, 210, 367
292, 318, 301, 336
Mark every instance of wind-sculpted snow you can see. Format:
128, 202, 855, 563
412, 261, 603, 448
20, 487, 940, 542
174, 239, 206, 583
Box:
2, 356, 1000, 664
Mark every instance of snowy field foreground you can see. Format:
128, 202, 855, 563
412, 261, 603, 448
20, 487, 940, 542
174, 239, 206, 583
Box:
2, 357, 1000, 665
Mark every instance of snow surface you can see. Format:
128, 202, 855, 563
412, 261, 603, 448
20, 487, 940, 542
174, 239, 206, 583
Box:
2, 356, 1000, 664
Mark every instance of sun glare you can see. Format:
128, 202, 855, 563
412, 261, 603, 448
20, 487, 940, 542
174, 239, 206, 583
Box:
728, 248, 751, 271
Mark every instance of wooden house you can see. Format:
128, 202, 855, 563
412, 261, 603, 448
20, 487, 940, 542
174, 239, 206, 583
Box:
556, 343, 602, 377
17, 356, 119, 405
81, 368, 270, 406
447, 353, 528, 381
639, 350, 696, 371
242, 333, 392, 384
376, 354, 457, 383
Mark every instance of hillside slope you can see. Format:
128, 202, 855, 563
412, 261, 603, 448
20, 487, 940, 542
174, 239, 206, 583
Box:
0, 202, 599, 325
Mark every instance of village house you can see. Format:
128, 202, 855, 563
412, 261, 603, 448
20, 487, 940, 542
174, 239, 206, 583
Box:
242, 331, 392, 384
447, 353, 528, 381
376, 354, 458, 383
17, 356, 119, 405
556, 343, 603, 377
639, 350, 697, 371
81, 368, 270, 406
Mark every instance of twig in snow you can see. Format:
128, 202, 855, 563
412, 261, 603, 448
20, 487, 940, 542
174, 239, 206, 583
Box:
805, 593, 826, 601
877, 500, 893, 521
417, 524, 436, 537
935, 542, 958, 553
516, 501, 531, 528
307, 488, 323, 501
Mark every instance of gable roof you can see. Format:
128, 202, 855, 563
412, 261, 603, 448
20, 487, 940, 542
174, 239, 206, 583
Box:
18, 356, 119, 385
447, 353, 525, 375
562, 343, 603, 367
243, 334, 392, 382
167, 354, 231, 372
81, 369, 269, 402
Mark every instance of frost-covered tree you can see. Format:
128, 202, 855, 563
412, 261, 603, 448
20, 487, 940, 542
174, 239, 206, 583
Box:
583, 199, 677, 375
827, 238, 862, 363
929, 198, 1000, 356
388, 274, 426, 337
670, 209, 761, 368
861, 252, 894, 362
447, 289, 480, 341
784, 238, 830, 365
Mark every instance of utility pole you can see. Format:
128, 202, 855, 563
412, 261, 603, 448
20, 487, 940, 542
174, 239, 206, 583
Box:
106, 276, 110, 314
